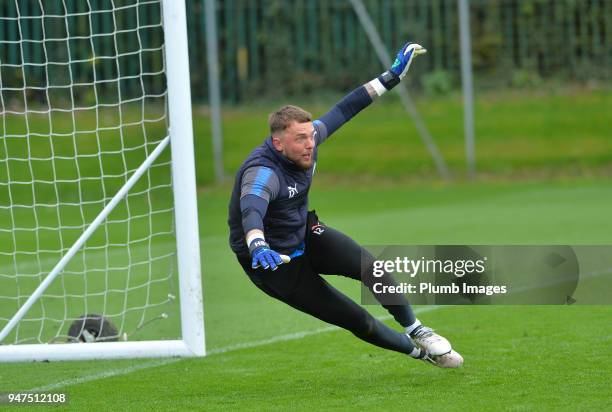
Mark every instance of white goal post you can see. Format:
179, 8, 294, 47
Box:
0, 0, 204, 361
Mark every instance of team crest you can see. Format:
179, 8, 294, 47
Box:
311, 224, 325, 235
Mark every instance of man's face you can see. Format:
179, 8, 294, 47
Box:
272, 120, 315, 169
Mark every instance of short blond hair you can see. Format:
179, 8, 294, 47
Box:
268, 105, 312, 135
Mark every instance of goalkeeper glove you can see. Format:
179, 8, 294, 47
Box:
377, 42, 427, 91
249, 239, 290, 271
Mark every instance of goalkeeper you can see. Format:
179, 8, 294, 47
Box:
228, 42, 462, 368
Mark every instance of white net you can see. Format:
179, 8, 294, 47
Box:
0, 0, 179, 344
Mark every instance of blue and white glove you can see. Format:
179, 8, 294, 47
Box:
377, 42, 427, 90
249, 239, 290, 271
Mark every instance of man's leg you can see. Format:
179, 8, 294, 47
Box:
305, 212, 455, 357
237, 256, 423, 358
305, 212, 419, 329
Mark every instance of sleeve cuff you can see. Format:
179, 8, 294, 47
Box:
377, 70, 400, 90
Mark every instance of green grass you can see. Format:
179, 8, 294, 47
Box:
2, 90, 611, 188
1, 178, 611, 410
0, 89, 611, 409
194, 89, 612, 183
53, 306, 612, 411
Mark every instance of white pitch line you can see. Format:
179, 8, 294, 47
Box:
206, 306, 441, 355
26, 306, 441, 393
24, 357, 181, 394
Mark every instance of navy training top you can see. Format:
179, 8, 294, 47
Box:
228, 85, 373, 257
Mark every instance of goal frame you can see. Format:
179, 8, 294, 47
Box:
0, 0, 205, 362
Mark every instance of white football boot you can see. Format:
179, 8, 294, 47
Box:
420, 350, 464, 369
409, 325, 452, 356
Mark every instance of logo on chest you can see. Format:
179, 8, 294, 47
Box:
287, 183, 299, 199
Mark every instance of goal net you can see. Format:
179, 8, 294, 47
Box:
0, 0, 204, 361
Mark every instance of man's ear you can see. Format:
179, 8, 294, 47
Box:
271, 133, 283, 151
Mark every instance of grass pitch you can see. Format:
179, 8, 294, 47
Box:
0, 89, 610, 409
194, 89, 612, 183
1, 178, 610, 410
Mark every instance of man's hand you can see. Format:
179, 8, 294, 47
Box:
250, 239, 290, 270
389, 43, 427, 80
374, 42, 427, 93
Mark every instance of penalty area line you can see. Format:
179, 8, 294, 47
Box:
27, 306, 441, 393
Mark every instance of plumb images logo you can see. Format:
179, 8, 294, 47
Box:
361, 245, 611, 305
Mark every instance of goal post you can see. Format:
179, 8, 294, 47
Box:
0, 0, 204, 361
163, 0, 205, 358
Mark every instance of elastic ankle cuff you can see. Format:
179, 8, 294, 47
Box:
405, 319, 422, 335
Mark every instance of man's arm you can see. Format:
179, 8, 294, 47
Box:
315, 42, 426, 144
240, 167, 277, 239
240, 166, 289, 270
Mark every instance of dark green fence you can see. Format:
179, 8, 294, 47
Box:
2, 0, 610, 105
188, 0, 610, 102
0, 1, 165, 108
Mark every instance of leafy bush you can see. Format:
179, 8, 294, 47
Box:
423, 70, 454, 96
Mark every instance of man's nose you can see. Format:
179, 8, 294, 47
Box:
306, 136, 314, 149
